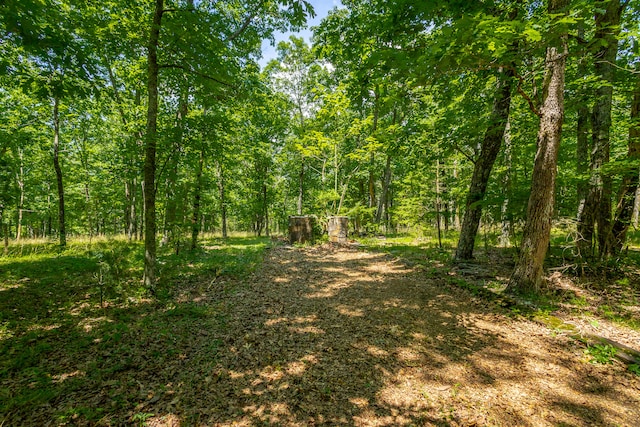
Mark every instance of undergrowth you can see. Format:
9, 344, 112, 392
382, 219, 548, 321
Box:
0, 235, 268, 425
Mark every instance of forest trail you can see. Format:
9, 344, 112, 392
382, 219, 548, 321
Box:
160, 244, 640, 426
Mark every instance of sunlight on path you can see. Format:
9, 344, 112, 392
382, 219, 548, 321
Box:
148, 245, 640, 426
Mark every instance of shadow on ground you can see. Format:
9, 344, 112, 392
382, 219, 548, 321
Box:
1, 244, 639, 426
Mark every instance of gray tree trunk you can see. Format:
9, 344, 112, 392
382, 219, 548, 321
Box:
508, 0, 568, 293
191, 146, 204, 250
577, 0, 624, 258
375, 154, 392, 224
143, 0, 163, 290
499, 119, 513, 247
455, 67, 514, 260
53, 96, 66, 248
610, 66, 640, 252
163, 91, 187, 246
16, 149, 24, 241
216, 160, 228, 238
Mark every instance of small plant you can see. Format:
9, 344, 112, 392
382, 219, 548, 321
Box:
132, 412, 155, 426
584, 344, 617, 364
568, 296, 588, 307
628, 364, 640, 376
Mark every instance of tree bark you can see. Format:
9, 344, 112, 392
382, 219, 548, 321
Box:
163, 162, 178, 245
368, 86, 380, 211
435, 159, 443, 249
53, 96, 66, 248
610, 67, 640, 252
126, 181, 134, 238
499, 119, 513, 247
375, 154, 392, 224
577, 0, 624, 258
455, 67, 514, 260
190, 146, 204, 250
163, 92, 187, 246
632, 183, 640, 228
508, 1, 568, 293
215, 160, 227, 238
263, 178, 270, 237
575, 23, 591, 255
143, 0, 163, 290
16, 149, 24, 241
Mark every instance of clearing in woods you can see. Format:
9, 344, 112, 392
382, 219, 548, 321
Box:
1, 242, 639, 426
160, 244, 639, 426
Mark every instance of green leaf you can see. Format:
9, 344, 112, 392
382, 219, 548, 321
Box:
523, 28, 542, 42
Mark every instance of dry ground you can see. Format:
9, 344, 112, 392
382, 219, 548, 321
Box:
146, 244, 640, 426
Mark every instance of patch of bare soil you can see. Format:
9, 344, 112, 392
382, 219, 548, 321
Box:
150, 245, 640, 426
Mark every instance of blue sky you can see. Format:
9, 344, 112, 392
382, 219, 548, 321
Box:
259, 0, 343, 67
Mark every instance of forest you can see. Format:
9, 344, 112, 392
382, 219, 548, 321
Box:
1, 0, 640, 425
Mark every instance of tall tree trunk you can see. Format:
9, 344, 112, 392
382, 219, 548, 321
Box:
575, 23, 592, 255
455, 67, 514, 260
369, 86, 380, 210
163, 161, 178, 245
375, 155, 392, 224
216, 160, 227, 238
453, 161, 461, 229
632, 183, 640, 228
263, 178, 270, 237
595, 1, 624, 256
435, 159, 443, 249
368, 154, 376, 209
499, 119, 513, 247
610, 67, 640, 252
440, 159, 449, 232
163, 89, 187, 246
508, 0, 568, 293
191, 146, 204, 250
53, 96, 66, 248
16, 149, 24, 241
578, 0, 624, 258
130, 178, 138, 240
84, 183, 92, 238
79, 134, 93, 238
125, 180, 137, 239
143, 0, 163, 290
46, 184, 52, 237
125, 180, 131, 236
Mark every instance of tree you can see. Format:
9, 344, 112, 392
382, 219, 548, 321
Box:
455, 67, 514, 260
140, 0, 314, 290
508, 0, 571, 293
576, 0, 626, 259
610, 63, 640, 252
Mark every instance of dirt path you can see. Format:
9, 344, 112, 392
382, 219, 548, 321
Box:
156, 245, 640, 426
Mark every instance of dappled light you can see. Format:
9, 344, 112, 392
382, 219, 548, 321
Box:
3, 0, 640, 423
1, 237, 639, 425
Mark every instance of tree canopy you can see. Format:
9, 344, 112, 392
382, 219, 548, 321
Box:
2, 0, 640, 291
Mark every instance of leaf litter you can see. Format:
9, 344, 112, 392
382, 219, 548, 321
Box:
161, 244, 639, 426
3, 244, 640, 426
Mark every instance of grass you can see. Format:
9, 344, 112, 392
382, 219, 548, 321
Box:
0, 234, 269, 425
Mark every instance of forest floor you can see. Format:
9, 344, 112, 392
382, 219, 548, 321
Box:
1, 237, 640, 426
